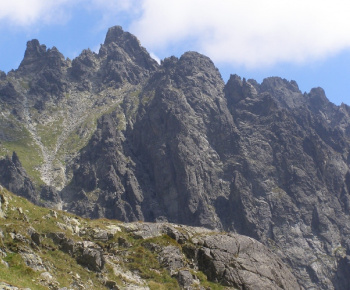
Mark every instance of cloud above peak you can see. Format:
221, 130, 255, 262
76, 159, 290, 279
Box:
1, 0, 350, 68
131, 0, 350, 68
0, 0, 75, 26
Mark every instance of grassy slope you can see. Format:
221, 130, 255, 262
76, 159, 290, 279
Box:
0, 188, 225, 289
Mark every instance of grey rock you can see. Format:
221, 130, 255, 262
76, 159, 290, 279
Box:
0, 70, 5, 80
177, 270, 196, 288
0, 153, 62, 207
164, 225, 189, 244
104, 280, 119, 290
0, 191, 8, 218
75, 241, 105, 272
116, 222, 300, 289
0, 282, 30, 289
20, 249, 47, 271
195, 234, 300, 289
92, 228, 111, 242
99, 26, 159, 86
2, 25, 350, 289
47, 232, 75, 255
40, 185, 61, 205
48, 232, 105, 272
0, 153, 38, 204
40, 271, 54, 282
158, 245, 186, 275
28, 227, 41, 246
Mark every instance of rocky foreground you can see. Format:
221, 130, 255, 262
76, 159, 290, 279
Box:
0, 188, 299, 289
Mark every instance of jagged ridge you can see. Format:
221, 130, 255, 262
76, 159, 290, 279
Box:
1, 26, 350, 289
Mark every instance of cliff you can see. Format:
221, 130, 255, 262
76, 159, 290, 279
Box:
1, 26, 350, 289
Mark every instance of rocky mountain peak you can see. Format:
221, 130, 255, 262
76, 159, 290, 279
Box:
178, 51, 222, 79
95, 25, 159, 86
160, 55, 178, 70
17, 39, 46, 71
0, 70, 5, 80
307, 87, 329, 108
261, 76, 300, 93
159, 51, 225, 97
2, 25, 350, 289
18, 39, 67, 74
23, 39, 47, 58
104, 25, 127, 45
225, 74, 258, 104
70, 48, 99, 82
101, 25, 147, 58
259, 76, 305, 109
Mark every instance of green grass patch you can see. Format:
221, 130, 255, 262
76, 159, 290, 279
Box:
126, 245, 179, 288
0, 254, 46, 290
36, 117, 64, 151
0, 121, 44, 185
195, 271, 229, 289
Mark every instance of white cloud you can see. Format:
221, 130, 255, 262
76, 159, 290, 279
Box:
86, 0, 142, 32
89, 0, 138, 12
2, 0, 350, 69
0, 0, 77, 26
0, 0, 139, 31
130, 0, 350, 68
150, 52, 160, 64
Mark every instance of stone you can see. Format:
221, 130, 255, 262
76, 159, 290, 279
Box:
118, 237, 131, 248
106, 224, 121, 233
92, 228, 110, 242
177, 270, 195, 288
20, 250, 47, 271
164, 226, 189, 244
104, 280, 119, 290
28, 227, 41, 246
191, 233, 301, 289
158, 246, 186, 275
75, 242, 105, 272
0, 193, 7, 218
0, 153, 39, 204
1, 24, 350, 289
40, 271, 54, 282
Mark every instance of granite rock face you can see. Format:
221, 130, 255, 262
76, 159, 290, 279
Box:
0, 188, 300, 289
119, 222, 301, 289
0, 152, 38, 204
0, 152, 61, 208
1, 26, 350, 289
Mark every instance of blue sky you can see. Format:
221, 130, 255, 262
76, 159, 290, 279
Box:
1, 0, 350, 106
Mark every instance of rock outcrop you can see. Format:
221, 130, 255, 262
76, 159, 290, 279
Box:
0, 152, 61, 208
1, 25, 350, 289
0, 152, 38, 204
0, 188, 299, 289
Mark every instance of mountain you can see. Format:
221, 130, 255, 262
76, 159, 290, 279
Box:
1, 25, 350, 289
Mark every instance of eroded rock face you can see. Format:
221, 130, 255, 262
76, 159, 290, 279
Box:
223, 75, 350, 289
0, 153, 61, 208
121, 222, 301, 289
194, 234, 298, 289
1, 26, 350, 289
63, 64, 350, 288
64, 51, 238, 229
0, 152, 38, 204
0, 187, 300, 289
